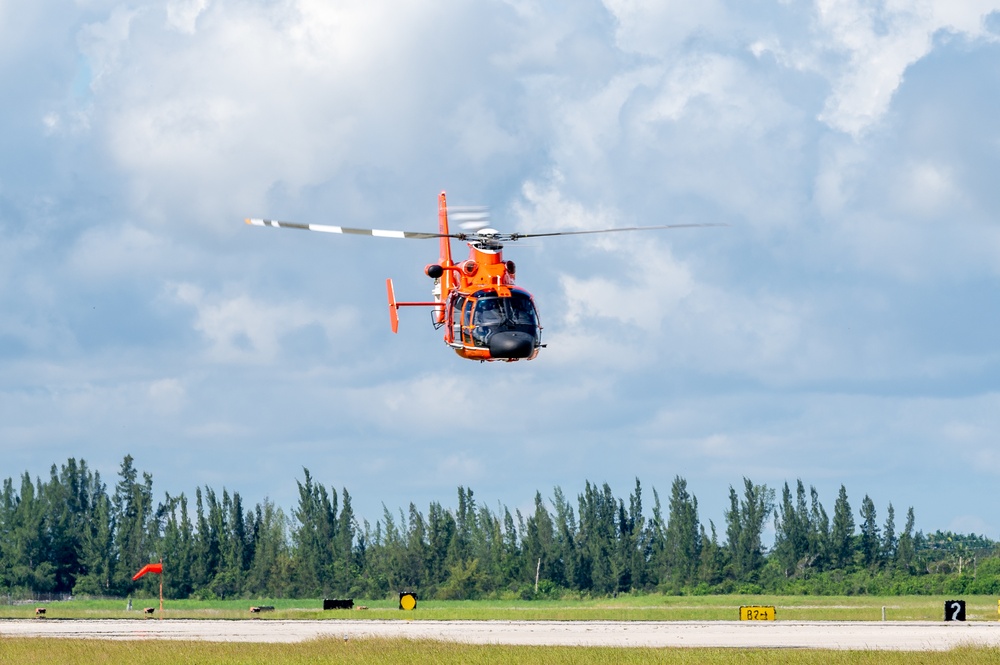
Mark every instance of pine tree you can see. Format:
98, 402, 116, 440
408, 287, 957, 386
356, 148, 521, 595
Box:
773, 481, 807, 577
245, 498, 290, 597
550, 486, 579, 590
697, 521, 724, 585
190, 487, 216, 591
522, 492, 553, 590
625, 478, 647, 590
807, 485, 830, 570
111, 456, 154, 594
724, 478, 774, 581
500, 507, 522, 588
646, 488, 667, 588
426, 500, 456, 587
576, 482, 611, 593
402, 502, 428, 590
335, 489, 357, 594
881, 503, 897, 568
895, 507, 916, 572
291, 469, 345, 596
75, 483, 113, 595
830, 485, 855, 570
9, 473, 53, 593
858, 495, 880, 569
664, 476, 700, 588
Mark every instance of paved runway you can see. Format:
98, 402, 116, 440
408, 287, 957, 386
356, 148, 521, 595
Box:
3, 619, 1000, 650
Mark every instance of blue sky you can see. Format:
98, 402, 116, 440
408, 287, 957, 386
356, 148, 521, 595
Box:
2, 0, 1000, 541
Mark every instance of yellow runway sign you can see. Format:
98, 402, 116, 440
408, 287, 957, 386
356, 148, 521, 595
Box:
739, 605, 776, 621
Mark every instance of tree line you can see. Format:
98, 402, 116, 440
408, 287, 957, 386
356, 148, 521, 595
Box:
1, 456, 997, 600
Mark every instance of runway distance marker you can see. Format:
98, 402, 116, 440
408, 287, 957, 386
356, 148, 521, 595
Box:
739, 605, 776, 621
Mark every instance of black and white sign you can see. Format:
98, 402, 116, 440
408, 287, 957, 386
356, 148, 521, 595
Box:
944, 599, 966, 622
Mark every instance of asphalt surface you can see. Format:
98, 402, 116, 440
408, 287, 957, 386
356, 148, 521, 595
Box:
3, 619, 1000, 650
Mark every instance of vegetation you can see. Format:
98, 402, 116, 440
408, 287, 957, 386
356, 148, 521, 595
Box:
1, 639, 999, 665
3, 594, 1000, 622
1, 457, 997, 601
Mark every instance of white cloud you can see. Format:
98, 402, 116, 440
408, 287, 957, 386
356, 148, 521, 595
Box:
166, 0, 209, 34
559, 244, 693, 332
170, 282, 356, 363
890, 160, 962, 218
436, 453, 485, 479
451, 95, 522, 164
810, 0, 1000, 134
147, 378, 187, 414
77, 6, 138, 93
514, 176, 621, 233
602, 0, 1000, 136
603, 0, 729, 56
69, 224, 173, 278
68, 1, 532, 226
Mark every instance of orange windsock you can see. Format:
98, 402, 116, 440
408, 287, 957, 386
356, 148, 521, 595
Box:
132, 562, 163, 581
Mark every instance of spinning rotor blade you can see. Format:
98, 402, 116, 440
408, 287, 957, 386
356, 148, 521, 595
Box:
245, 218, 445, 240
503, 223, 727, 241
448, 206, 491, 231
246, 217, 726, 244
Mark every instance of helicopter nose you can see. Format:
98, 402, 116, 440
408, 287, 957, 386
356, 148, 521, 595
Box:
488, 331, 535, 359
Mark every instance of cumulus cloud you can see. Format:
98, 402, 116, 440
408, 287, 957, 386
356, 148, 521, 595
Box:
68, 0, 532, 226
558, 243, 694, 333
170, 282, 356, 363
787, 0, 999, 134
166, 0, 210, 34
69, 224, 175, 278
602, 0, 1000, 137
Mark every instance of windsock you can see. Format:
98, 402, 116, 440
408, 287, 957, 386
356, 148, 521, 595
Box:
132, 563, 163, 581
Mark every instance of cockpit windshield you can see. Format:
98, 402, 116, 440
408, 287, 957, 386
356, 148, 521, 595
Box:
468, 291, 539, 348
508, 292, 538, 326
472, 292, 537, 328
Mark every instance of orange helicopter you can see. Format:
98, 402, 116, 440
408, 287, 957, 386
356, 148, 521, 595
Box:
246, 191, 719, 362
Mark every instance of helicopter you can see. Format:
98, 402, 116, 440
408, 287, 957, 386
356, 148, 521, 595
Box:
246, 191, 720, 362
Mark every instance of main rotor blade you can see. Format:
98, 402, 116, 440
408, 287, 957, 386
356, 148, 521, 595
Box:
506, 223, 728, 241
448, 206, 491, 231
246, 218, 727, 243
245, 218, 447, 240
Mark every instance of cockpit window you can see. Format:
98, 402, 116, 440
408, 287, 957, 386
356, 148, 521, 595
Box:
468, 292, 539, 348
451, 295, 466, 339
473, 298, 504, 326
508, 293, 537, 326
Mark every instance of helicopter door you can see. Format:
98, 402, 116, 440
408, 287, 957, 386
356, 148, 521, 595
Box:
449, 295, 466, 345
461, 297, 475, 346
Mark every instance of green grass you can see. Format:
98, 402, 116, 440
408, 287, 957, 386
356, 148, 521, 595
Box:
3, 594, 999, 621
0, 638, 998, 665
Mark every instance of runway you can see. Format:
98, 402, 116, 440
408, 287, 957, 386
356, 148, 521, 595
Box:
3, 619, 1000, 650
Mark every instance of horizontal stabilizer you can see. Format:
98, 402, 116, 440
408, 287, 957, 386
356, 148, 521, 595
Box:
386, 279, 399, 334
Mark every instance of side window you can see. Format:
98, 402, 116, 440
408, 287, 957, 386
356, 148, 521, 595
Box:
451, 296, 465, 337
462, 298, 475, 344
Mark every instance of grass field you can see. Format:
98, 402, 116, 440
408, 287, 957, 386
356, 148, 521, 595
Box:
0, 637, 998, 664
3, 593, 999, 621
3, 596, 999, 662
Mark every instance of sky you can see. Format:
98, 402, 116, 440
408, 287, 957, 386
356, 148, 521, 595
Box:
2, 0, 1000, 542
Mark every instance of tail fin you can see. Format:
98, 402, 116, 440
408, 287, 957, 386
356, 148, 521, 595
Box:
386, 279, 399, 333
438, 191, 453, 268
435, 192, 454, 327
